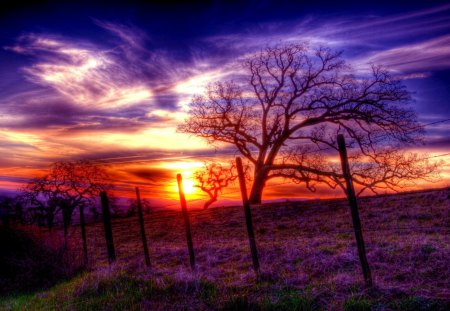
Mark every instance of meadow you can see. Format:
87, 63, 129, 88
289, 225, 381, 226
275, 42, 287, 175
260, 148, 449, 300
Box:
1, 188, 449, 310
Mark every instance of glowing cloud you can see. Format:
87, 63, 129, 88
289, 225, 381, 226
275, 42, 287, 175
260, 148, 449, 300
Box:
10, 34, 153, 109
1, 4, 449, 203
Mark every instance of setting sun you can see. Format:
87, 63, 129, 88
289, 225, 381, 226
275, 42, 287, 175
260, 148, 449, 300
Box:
181, 178, 196, 194
172, 177, 197, 197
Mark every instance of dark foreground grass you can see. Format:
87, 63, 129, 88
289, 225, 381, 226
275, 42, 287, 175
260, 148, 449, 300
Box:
1, 268, 448, 311
1, 188, 449, 310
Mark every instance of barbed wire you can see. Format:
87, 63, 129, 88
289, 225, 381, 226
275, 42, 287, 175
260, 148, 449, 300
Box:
285, 118, 450, 156
73, 118, 450, 166
86, 118, 450, 202
2, 119, 449, 183
4, 119, 449, 217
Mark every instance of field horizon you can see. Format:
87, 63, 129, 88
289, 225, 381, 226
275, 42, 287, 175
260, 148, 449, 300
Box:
1, 186, 449, 310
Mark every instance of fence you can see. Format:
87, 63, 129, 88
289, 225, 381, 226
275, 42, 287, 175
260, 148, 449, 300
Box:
64, 179, 448, 295
67, 132, 450, 289
3, 124, 450, 293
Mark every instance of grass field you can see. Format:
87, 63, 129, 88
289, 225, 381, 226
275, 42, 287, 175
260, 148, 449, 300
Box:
1, 188, 449, 310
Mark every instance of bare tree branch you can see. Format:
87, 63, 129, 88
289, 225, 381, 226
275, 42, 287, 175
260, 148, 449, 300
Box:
193, 161, 249, 209
178, 43, 439, 203
20, 160, 112, 229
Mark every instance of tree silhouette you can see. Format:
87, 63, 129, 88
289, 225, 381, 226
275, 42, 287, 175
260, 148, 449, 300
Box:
0, 196, 22, 227
194, 161, 247, 209
127, 197, 152, 216
21, 160, 112, 231
179, 44, 438, 203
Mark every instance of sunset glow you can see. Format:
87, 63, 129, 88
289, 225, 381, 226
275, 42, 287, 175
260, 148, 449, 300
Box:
0, 1, 449, 209
1, 3, 450, 309
173, 178, 196, 196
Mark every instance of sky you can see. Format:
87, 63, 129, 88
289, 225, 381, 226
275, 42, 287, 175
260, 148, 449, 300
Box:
0, 0, 449, 208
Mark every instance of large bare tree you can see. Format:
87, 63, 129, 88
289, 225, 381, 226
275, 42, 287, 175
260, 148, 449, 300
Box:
179, 44, 438, 203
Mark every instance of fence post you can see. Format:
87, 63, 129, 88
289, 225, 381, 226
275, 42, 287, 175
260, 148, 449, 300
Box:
176, 174, 195, 270
62, 203, 70, 248
337, 134, 373, 287
79, 205, 88, 266
136, 187, 151, 268
236, 157, 260, 275
100, 191, 116, 264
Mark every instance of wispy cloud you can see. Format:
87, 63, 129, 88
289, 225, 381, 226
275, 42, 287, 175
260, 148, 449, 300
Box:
356, 35, 450, 73
202, 3, 450, 74
8, 34, 153, 109
94, 20, 149, 50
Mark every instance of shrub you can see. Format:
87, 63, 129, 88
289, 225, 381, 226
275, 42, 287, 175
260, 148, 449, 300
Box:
0, 226, 83, 295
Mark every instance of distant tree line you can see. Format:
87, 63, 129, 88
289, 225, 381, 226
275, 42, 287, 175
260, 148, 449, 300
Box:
0, 161, 115, 235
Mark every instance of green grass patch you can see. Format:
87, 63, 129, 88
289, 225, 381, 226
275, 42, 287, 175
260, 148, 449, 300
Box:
343, 296, 373, 311
266, 288, 320, 311
0, 271, 223, 311
221, 295, 262, 311
390, 296, 447, 311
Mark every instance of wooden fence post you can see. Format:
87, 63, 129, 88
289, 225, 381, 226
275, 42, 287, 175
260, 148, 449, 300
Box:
100, 191, 116, 264
337, 134, 373, 287
62, 203, 70, 248
236, 157, 260, 275
135, 187, 151, 268
176, 174, 196, 270
79, 205, 88, 266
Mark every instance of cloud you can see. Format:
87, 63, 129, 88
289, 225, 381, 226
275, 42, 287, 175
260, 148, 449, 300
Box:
1, 5, 450, 193
126, 167, 174, 182
356, 35, 450, 73
94, 20, 149, 50
0, 90, 86, 128
7, 34, 154, 110
0, 90, 188, 140
202, 3, 450, 75
5, 21, 222, 115
8, 5, 447, 136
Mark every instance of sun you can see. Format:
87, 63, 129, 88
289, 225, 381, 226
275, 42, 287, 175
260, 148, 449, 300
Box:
182, 179, 196, 194
173, 178, 196, 196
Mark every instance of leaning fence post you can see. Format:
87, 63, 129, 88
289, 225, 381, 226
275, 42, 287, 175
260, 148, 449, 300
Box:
236, 157, 260, 276
337, 134, 373, 287
176, 174, 196, 270
79, 205, 88, 266
100, 191, 116, 264
136, 187, 151, 268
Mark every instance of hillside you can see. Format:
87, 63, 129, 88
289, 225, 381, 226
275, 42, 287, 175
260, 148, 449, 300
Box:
1, 188, 449, 310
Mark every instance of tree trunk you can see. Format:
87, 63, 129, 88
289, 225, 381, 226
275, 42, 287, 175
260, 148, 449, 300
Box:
203, 197, 217, 209
80, 205, 88, 266
249, 170, 267, 204
47, 213, 54, 231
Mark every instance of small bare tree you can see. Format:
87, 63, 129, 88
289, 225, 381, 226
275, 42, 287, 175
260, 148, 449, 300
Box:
194, 161, 245, 209
179, 44, 439, 203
